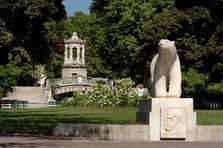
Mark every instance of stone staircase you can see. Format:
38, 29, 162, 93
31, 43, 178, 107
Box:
4, 86, 48, 108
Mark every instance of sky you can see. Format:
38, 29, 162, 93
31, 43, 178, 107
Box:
63, 0, 93, 16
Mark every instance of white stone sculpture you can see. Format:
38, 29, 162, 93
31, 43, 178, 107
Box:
150, 39, 181, 98
161, 108, 186, 138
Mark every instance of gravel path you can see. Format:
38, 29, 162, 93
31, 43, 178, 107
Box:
0, 135, 222, 148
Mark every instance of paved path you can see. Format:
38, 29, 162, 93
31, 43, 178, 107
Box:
0, 135, 222, 148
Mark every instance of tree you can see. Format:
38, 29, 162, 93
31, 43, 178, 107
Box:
0, 0, 66, 94
0, 61, 21, 98
140, 0, 223, 83
64, 0, 222, 87
62, 11, 110, 77
89, 0, 175, 83
0, 0, 65, 63
175, 5, 222, 82
181, 68, 208, 108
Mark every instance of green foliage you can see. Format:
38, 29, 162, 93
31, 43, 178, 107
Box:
0, 0, 66, 87
90, 0, 175, 79
62, 0, 223, 86
0, 62, 22, 98
87, 78, 143, 107
62, 93, 88, 107
0, 0, 66, 64
0, 107, 138, 135
115, 78, 135, 95
44, 20, 65, 78
196, 110, 223, 125
141, 0, 223, 83
205, 83, 223, 99
88, 84, 117, 107
182, 68, 208, 98
62, 12, 110, 77
64, 0, 175, 82
114, 78, 142, 107
62, 78, 144, 108
0, 107, 222, 135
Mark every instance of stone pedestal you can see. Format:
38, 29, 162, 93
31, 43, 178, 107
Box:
136, 98, 196, 141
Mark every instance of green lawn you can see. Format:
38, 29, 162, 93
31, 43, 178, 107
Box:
0, 107, 137, 135
0, 107, 222, 135
196, 110, 223, 125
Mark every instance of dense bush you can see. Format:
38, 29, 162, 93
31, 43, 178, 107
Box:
181, 68, 208, 108
114, 78, 144, 107
115, 78, 135, 95
87, 83, 118, 107
62, 78, 148, 107
182, 68, 208, 98
61, 93, 88, 107
205, 83, 223, 99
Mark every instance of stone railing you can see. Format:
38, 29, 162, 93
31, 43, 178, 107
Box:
49, 77, 78, 87
45, 76, 113, 100
48, 76, 110, 88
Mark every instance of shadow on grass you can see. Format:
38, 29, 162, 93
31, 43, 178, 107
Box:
0, 107, 133, 135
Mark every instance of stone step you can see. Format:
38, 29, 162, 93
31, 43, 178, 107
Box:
6, 87, 46, 103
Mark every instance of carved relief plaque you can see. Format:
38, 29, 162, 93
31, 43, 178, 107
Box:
160, 107, 187, 138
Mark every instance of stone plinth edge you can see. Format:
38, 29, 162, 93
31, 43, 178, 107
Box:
136, 98, 196, 141
52, 124, 223, 142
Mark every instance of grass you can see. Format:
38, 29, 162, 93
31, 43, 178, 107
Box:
0, 106, 222, 135
196, 110, 223, 125
0, 106, 137, 135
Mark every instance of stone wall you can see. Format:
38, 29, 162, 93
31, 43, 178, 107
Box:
53, 124, 223, 142
196, 126, 223, 141
4, 86, 47, 107
53, 124, 149, 141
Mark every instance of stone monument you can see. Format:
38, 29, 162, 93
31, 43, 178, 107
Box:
62, 32, 87, 78
136, 39, 196, 141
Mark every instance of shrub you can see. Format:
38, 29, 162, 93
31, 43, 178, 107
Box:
182, 68, 208, 98
205, 83, 223, 99
62, 78, 148, 108
62, 92, 88, 107
114, 78, 146, 107
115, 78, 135, 95
182, 68, 208, 108
88, 83, 117, 107
117, 93, 142, 107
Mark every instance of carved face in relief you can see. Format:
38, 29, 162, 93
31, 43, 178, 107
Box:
164, 109, 182, 132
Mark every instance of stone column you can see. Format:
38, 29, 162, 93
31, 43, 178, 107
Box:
82, 46, 85, 64
69, 45, 73, 60
64, 45, 67, 62
77, 47, 80, 63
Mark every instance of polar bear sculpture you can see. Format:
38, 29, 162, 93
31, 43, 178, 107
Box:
150, 39, 181, 98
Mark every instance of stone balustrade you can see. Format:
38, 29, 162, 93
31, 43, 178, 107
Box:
45, 76, 112, 99
49, 76, 110, 88
49, 77, 80, 87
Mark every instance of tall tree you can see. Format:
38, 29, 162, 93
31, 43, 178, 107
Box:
89, 0, 175, 84
141, 0, 223, 83
0, 0, 66, 95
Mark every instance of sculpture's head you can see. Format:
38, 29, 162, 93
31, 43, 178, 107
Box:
158, 39, 177, 56
164, 108, 182, 131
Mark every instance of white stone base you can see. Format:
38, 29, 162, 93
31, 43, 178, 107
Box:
137, 98, 196, 141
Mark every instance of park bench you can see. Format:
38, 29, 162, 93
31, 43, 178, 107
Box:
0, 100, 28, 108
